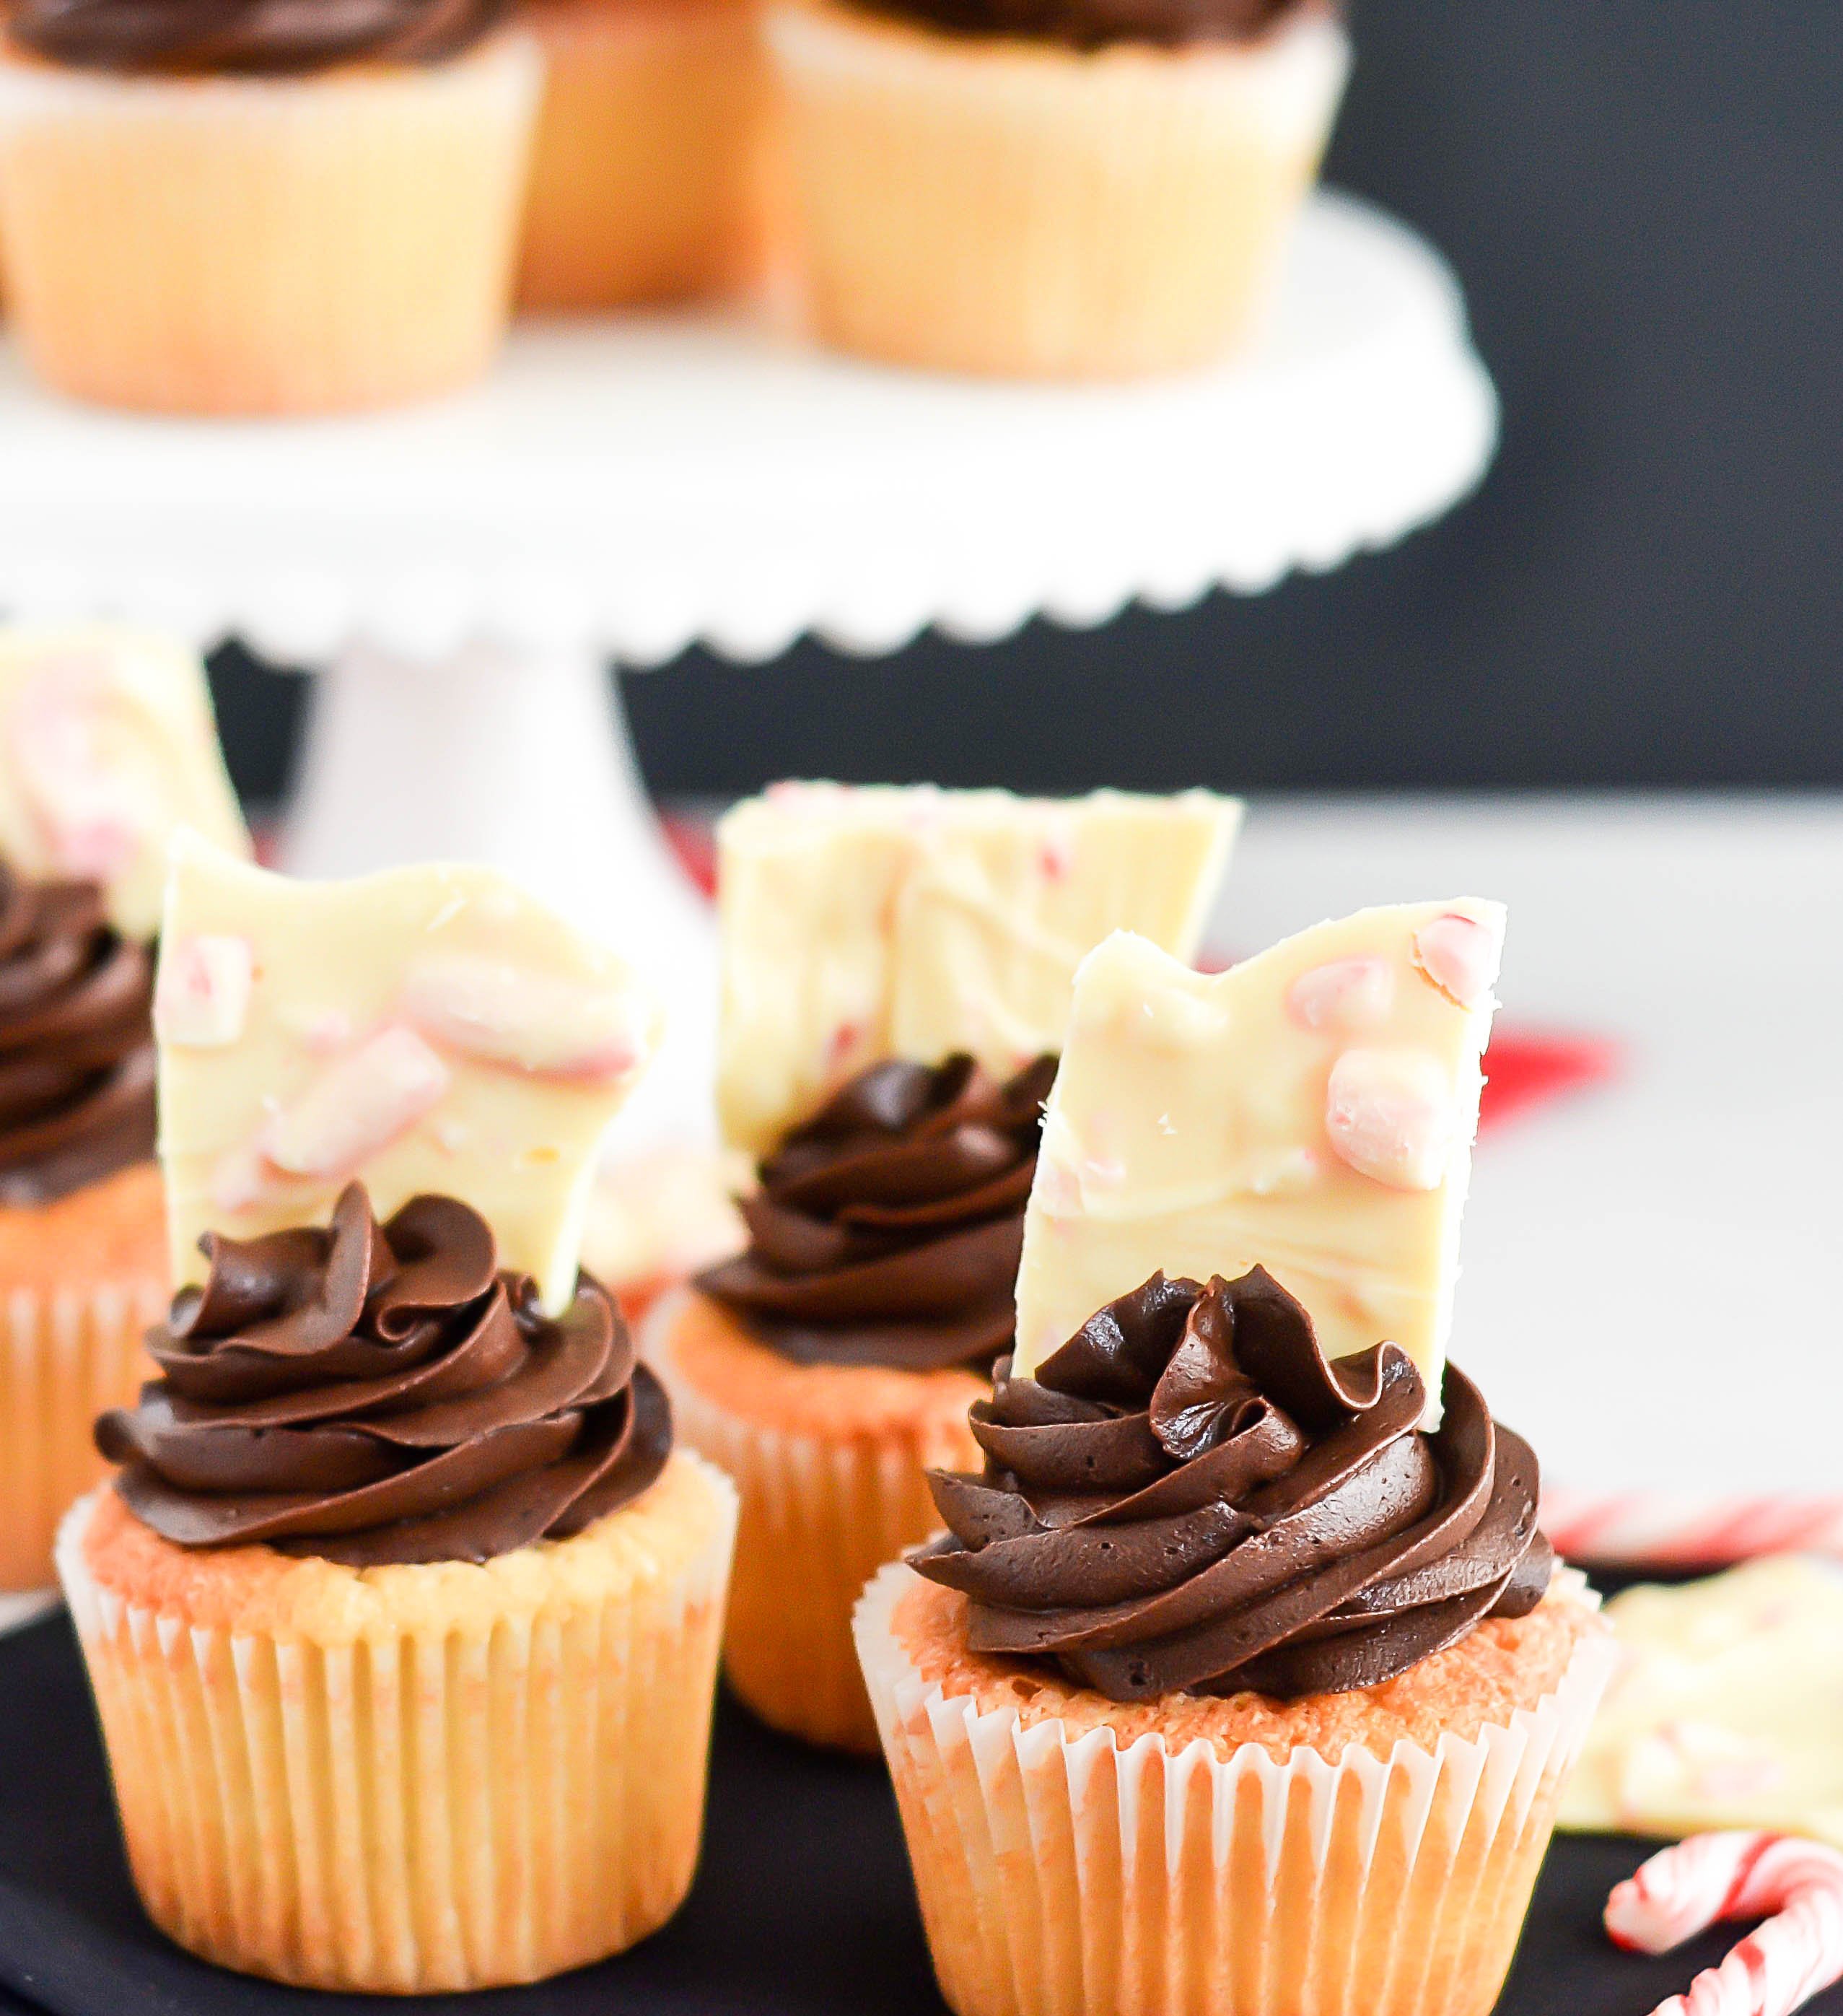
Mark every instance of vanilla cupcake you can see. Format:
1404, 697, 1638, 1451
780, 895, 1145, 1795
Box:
0, 0, 540, 413
667, 1050, 1053, 1750
649, 782, 1238, 1750
517, 0, 771, 309
855, 907, 1614, 2016
766, 0, 1347, 376
863, 1270, 1612, 2016
0, 626, 248, 1592
57, 839, 736, 1991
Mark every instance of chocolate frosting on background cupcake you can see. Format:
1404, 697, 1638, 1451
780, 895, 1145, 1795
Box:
697, 1052, 1056, 1374
0, 865, 156, 1208
911, 1265, 1550, 1701
850, 0, 1311, 55
97, 1182, 670, 1566
9, 0, 512, 74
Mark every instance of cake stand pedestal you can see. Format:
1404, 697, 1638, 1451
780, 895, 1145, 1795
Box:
0, 191, 1497, 1146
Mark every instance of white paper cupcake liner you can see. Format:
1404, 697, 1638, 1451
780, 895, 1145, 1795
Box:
56, 1455, 738, 1993
855, 1563, 1616, 2016
0, 1276, 162, 1594
0, 34, 540, 414
766, 0, 1349, 376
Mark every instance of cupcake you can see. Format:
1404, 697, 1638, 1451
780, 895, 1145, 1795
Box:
0, 625, 248, 1592
0, 0, 540, 413
856, 913, 1616, 2016
649, 782, 1239, 1751
516, 0, 771, 310
58, 836, 737, 1991
765, 0, 1348, 376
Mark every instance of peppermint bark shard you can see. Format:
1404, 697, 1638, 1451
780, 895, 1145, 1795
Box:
1010, 902, 1505, 1397
715, 783, 1241, 1156
155, 835, 661, 1313
0, 624, 250, 939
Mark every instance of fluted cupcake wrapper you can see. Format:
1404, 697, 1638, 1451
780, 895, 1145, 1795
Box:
517, 0, 771, 310
0, 1276, 162, 1594
765, 0, 1349, 378
56, 1458, 739, 1994
855, 1563, 1617, 2016
0, 34, 539, 415
651, 1296, 973, 1755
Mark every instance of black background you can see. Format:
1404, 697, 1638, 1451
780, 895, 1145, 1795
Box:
211, 1, 1843, 806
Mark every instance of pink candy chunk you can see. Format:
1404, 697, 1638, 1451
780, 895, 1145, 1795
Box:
12, 679, 152, 883
1412, 912, 1502, 1011
154, 933, 253, 1048
1324, 1047, 1455, 1190
263, 1026, 450, 1179
1038, 823, 1074, 882
1287, 956, 1393, 1031
398, 956, 647, 1083
1033, 1154, 1082, 1219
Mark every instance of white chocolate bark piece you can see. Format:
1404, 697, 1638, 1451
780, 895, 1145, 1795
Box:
156, 834, 661, 1313
1560, 1556, 1843, 1849
715, 783, 1240, 1156
1011, 901, 1505, 1392
0, 624, 249, 939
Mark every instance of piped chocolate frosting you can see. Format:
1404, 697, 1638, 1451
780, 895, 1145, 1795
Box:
697, 1053, 1055, 1374
910, 1267, 1550, 1701
97, 1182, 670, 1566
8, 0, 511, 76
852, 0, 1309, 54
0, 866, 156, 1207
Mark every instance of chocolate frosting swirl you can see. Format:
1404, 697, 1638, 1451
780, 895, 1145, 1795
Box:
0, 867, 156, 1207
911, 1267, 1551, 1702
97, 1182, 670, 1567
697, 1053, 1056, 1374
853, 0, 1308, 54
9, 0, 511, 76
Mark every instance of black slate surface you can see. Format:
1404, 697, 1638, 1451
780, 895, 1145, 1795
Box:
0, 1607, 1835, 2016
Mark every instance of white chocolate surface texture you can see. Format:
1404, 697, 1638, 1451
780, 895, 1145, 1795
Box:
1011, 900, 1505, 1389
156, 836, 661, 1313
715, 783, 1240, 1155
0, 624, 248, 939
1561, 1555, 1843, 1850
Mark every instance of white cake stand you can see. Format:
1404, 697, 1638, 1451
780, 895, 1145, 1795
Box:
0, 191, 1496, 1145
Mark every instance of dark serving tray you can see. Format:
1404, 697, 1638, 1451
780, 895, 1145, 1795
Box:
0, 1607, 1834, 2016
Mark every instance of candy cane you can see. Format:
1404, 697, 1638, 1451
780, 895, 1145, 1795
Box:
1542, 1489, 1843, 1569
1605, 1831, 1843, 2016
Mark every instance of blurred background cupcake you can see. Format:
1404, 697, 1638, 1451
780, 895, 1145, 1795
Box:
0, 0, 541, 413
766, 0, 1347, 375
649, 782, 1237, 1750
516, 0, 772, 310
0, 626, 248, 1592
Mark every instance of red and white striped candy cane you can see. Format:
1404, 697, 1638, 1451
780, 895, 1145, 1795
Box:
1606, 1831, 1843, 2016
1542, 1489, 1843, 1570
